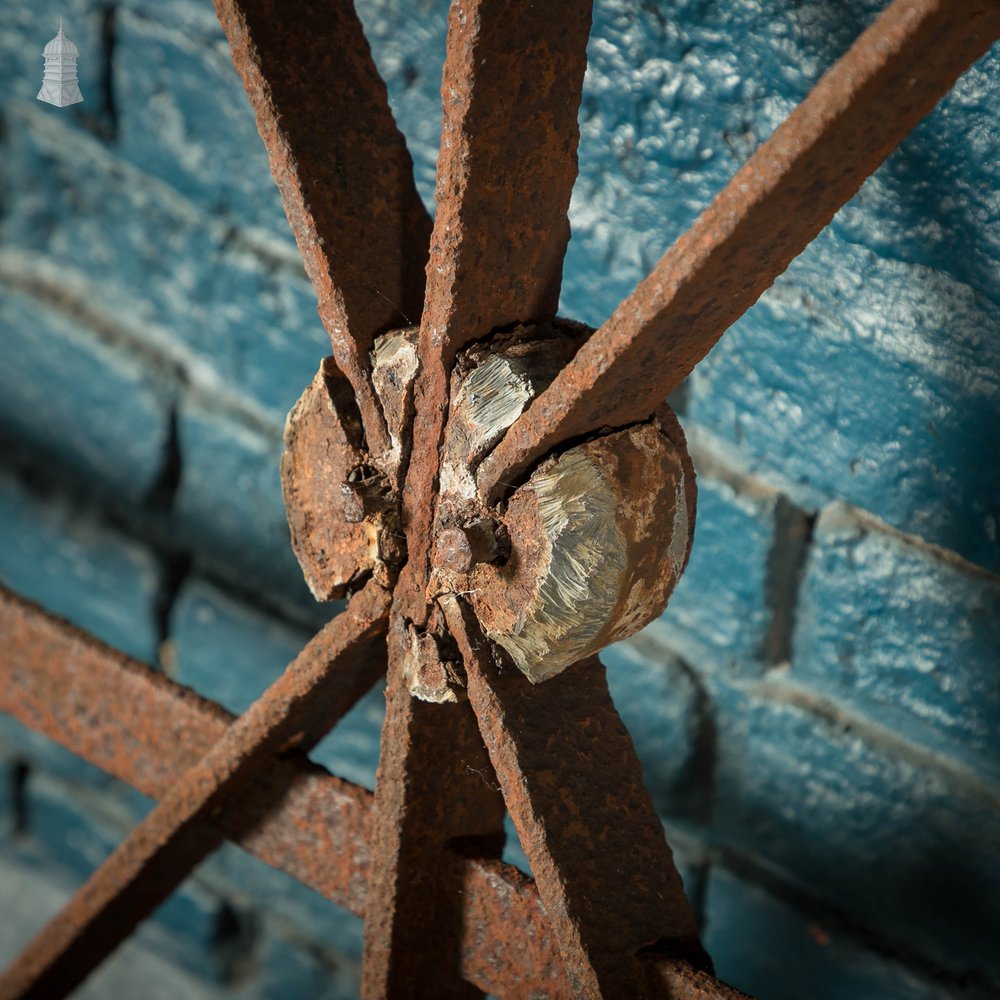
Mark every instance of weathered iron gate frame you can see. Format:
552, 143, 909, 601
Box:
0, 1, 997, 997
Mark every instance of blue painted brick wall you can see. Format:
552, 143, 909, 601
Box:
1, 0, 998, 997
703, 866, 962, 1000
793, 503, 1000, 782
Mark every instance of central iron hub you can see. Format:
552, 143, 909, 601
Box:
282, 322, 696, 690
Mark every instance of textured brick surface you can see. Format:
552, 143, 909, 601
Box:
562, 0, 1000, 572
0, 467, 161, 662
710, 677, 1000, 983
650, 470, 780, 676
794, 503, 1000, 781
0, 281, 172, 505
602, 637, 710, 820
169, 576, 314, 714
2, 767, 239, 984
704, 866, 972, 1000
172, 402, 323, 622
1, 105, 326, 423
256, 931, 359, 1000
686, 249, 1000, 573
170, 575, 384, 789
0, 853, 228, 1000
115, 4, 290, 235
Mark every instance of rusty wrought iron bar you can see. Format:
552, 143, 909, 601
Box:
395, 0, 593, 624
0, 586, 375, 913
477, 0, 1000, 500
0, 587, 752, 998
213, 0, 433, 459
447, 600, 711, 997
0, 583, 390, 1000
363, 4, 594, 993
360, 619, 506, 997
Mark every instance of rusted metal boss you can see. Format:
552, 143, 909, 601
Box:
282, 325, 695, 686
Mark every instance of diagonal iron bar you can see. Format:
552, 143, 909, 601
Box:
0, 583, 390, 1000
0, 586, 374, 914
0, 587, 751, 998
214, 0, 433, 458
477, 0, 1000, 500
446, 598, 711, 997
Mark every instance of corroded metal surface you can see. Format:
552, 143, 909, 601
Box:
0, 588, 750, 998
469, 407, 696, 682
360, 618, 506, 997
6, 0, 991, 994
0, 583, 390, 1000
0, 588, 374, 912
363, 5, 595, 991
446, 599, 711, 998
395, 0, 593, 627
282, 358, 376, 598
477, 0, 1000, 500
213, 0, 432, 459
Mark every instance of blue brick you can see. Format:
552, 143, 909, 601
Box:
114, 6, 290, 235
0, 284, 172, 505
602, 637, 708, 819
115, 0, 446, 236
205, 238, 331, 419
2, 107, 325, 423
686, 241, 1000, 573
170, 577, 314, 714
704, 866, 963, 1000
173, 403, 324, 620
257, 930, 359, 1000
554, 0, 1000, 572
354, 0, 449, 209
0, 465, 162, 662
309, 681, 385, 792
794, 503, 1000, 782
559, 0, 999, 324
709, 677, 1000, 983
648, 470, 778, 675
169, 575, 384, 790
205, 842, 364, 969
0, 771, 239, 983
0, 851, 233, 1000
1, 109, 219, 357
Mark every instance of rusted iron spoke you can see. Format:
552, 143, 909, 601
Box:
359, 619, 506, 998
397, 0, 593, 623
0, 588, 748, 998
0, 583, 390, 1000
477, 0, 1000, 500
0, 586, 374, 913
213, 0, 432, 458
359, 6, 595, 990
446, 599, 711, 997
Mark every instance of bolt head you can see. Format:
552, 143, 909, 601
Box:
435, 526, 475, 573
